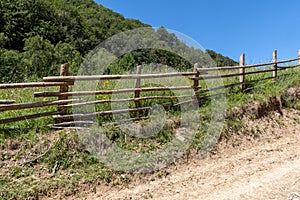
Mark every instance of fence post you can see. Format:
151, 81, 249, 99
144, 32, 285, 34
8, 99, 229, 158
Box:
56, 63, 69, 122
298, 49, 300, 65
134, 65, 142, 118
273, 50, 278, 79
239, 53, 245, 90
193, 63, 200, 92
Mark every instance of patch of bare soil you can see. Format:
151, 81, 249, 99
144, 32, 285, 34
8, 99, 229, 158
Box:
70, 108, 300, 200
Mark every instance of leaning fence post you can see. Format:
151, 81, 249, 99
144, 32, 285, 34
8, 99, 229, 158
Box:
239, 53, 246, 90
273, 50, 278, 79
134, 65, 142, 118
57, 63, 69, 121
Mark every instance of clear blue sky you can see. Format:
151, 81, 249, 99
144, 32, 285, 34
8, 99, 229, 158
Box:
96, 0, 300, 64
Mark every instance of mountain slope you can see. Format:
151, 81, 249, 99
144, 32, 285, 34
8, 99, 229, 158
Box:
0, 0, 237, 83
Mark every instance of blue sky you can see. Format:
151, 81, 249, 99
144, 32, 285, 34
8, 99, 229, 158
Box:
96, 0, 300, 64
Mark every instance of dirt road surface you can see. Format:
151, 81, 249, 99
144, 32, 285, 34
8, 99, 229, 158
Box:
73, 109, 300, 200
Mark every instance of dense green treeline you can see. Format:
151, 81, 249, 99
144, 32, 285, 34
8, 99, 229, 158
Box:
0, 0, 237, 83
0, 0, 147, 82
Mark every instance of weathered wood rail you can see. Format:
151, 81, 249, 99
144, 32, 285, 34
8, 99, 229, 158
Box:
0, 50, 299, 128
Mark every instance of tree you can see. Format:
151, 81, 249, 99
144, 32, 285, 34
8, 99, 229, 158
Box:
23, 36, 55, 79
0, 48, 25, 83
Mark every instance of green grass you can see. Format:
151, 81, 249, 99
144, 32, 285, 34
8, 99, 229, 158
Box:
226, 67, 300, 106
0, 66, 300, 199
0, 87, 58, 131
0, 130, 117, 199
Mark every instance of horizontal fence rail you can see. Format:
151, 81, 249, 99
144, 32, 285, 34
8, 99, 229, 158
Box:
0, 100, 16, 104
60, 95, 195, 108
0, 99, 80, 112
0, 50, 299, 128
0, 82, 73, 89
43, 72, 200, 82
34, 86, 202, 97
197, 57, 299, 72
0, 111, 61, 124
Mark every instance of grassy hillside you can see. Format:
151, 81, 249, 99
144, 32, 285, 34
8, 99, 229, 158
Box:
0, 66, 299, 199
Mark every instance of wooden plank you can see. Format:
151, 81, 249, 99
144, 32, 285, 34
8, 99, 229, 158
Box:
57, 64, 70, 117
244, 69, 277, 76
0, 100, 16, 104
34, 86, 202, 97
273, 50, 278, 78
135, 65, 142, 118
54, 100, 194, 122
0, 99, 79, 112
0, 111, 61, 124
43, 72, 199, 82
52, 121, 95, 126
195, 76, 274, 94
191, 68, 277, 80
197, 57, 299, 72
100, 116, 153, 129
298, 50, 300, 66
193, 63, 200, 92
60, 95, 193, 108
278, 65, 298, 69
0, 82, 73, 89
48, 125, 89, 130
53, 107, 153, 121
239, 53, 246, 90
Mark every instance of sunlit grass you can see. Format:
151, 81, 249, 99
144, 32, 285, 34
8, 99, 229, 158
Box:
0, 87, 58, 132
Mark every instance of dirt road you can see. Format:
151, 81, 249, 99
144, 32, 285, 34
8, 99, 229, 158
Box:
75, 109, 300, 200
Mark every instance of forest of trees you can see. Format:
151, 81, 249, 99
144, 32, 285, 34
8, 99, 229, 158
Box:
0, 0, 238, 83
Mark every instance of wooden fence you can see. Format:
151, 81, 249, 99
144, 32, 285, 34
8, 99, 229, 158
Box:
0, 50, 299, 128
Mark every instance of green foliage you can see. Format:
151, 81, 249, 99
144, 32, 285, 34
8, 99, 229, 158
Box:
0, 0, 148, 82
206, 49, 238, 67
0, 0, 233, 83
0, 48, 26, 83
23, 36, 56, 78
